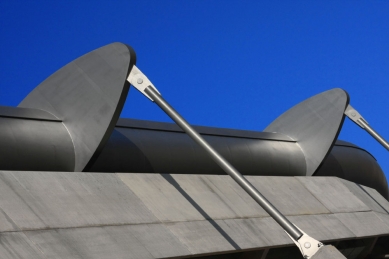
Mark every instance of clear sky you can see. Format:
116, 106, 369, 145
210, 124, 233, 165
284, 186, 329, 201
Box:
0, 1, 388, 178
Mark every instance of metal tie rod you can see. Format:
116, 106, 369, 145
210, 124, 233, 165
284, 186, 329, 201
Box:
345, 105, 389, 151
127, 65, 323, 258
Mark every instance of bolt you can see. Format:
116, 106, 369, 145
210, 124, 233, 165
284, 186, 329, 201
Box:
351, 112, 356, 117
304, 242, 311, 249
137, 78, 143, 84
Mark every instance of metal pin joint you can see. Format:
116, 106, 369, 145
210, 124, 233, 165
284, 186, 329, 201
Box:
285, 225, 323, 259
127, 65, 161, 101
344, 104, 367, 128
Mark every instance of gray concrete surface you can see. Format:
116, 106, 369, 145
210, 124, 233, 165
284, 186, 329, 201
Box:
246, 176, 330, 216
340, 179, 389, 214
371, 212, 389, 229
359, 184, 389, 213
0, 232, 46, 259
25, 224, 190, 259
311, 245, 347, 259
287, 214, 355, 241
0, 171, 389, 259
296, 177, 370, 213
0, 171, 159, 231
335, 211, 389, 237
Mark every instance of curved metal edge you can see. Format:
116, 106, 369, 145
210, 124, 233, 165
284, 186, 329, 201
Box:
19, 43, 136, 172
82, 80, 132, 171
264, 88, 350, 176
334, 140, 377, 161
83, 43, 136, 171
0, 105, 62, 122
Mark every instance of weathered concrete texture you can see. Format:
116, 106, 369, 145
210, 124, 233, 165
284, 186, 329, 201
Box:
287, 214, 355, 242
311, 245, 346, 259
25, 224, 190, 259
296, 177, 370, 213
340, 179, 389, 214
219, 217, 293, 248
335, 211, 389, 237
0, 171, 389, 259
246, 176, 330, 216
118, 174, 330, 223
118, 173, 210, 222
165, 220, 239, 254
0, 208, 20, 232
0, 232, 46, 259
374, 211, 389, 225
0, 171, 159, 231
359, 185, 389, 213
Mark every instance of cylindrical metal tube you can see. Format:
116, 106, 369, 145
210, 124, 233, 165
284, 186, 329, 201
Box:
144, 86, 303, 241
358, 119, 389, 151
0, 116, 75, 171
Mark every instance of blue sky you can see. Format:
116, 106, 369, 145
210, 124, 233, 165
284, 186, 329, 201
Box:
0, 1, 388, 178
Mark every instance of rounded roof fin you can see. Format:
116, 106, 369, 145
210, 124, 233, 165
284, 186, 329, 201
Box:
19, 42, 136, 171
265, 88, 349, 176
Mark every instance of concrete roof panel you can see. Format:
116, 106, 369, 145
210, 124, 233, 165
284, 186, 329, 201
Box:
0, 171, 159, 231
334, 211, 389, 237
0, 232, 46, 259
296, 177, 370, 213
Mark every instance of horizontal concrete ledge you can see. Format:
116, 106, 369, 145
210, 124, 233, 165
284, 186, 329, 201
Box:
0, 171, 388, 259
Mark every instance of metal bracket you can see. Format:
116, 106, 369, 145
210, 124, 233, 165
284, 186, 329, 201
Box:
127, 65, 161, 101
344, 104, 367, 128
285, 225, 324, 259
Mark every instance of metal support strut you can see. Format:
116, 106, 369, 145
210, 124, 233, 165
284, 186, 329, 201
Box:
345, 105, 389, 151
128, 65, 324, 258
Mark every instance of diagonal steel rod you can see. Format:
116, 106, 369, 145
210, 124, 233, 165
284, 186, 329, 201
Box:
358, 120, 389, 151
345, 104, 389, 151
144, 86, 303, 241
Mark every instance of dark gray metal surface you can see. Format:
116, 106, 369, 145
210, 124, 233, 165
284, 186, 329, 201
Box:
0, 105, 61, 121
0, 116, 74, 171
18, 42, 136, 171
117, 118, 295, 142
91, 121, 306, 176
315, 143, 389, 199
264, 88, 349, 176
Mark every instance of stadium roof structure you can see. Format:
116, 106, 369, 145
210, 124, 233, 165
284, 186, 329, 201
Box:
0, 43, 388, 259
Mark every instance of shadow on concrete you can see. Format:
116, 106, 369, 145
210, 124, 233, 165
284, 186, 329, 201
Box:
161, 174, 241, 250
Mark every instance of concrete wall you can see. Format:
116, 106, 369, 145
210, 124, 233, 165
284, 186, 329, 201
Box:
0, 171, 388, 258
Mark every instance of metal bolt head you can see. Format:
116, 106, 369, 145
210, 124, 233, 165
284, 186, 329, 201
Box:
137, 78, 143, 84
351, 112, 356, 117
304, 242, 311, 249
